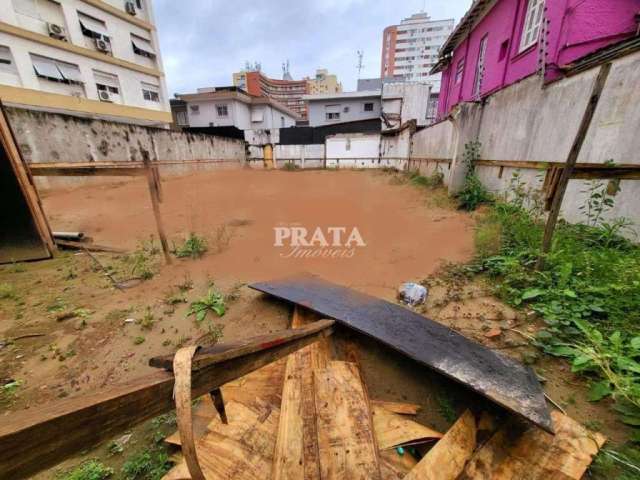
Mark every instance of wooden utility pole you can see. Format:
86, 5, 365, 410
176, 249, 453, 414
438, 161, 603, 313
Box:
143, 157, 172, 264
537, 63, 611, 269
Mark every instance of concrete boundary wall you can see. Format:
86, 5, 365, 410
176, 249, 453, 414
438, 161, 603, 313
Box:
409, 50, 640, 232
6, 107, 246, 189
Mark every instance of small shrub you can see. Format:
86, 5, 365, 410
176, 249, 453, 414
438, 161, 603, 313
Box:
58, 460, 113, 480
187, 288, 226, 323
456, 141, 492, 211
174, 233, 208, 259
0, 380, 23, 406
408, 169, 444, 189
0, 283, 16, 300
282, 161, 299, 171
139, 307, 155, 330
133, 336, 145, 345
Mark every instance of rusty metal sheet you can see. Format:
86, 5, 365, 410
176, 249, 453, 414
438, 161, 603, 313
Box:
250, 274, 553, 433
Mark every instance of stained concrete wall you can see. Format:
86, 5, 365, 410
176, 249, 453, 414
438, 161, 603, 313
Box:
407, 50, 640, 233
410, 119, 455, 182
7, 107, 246, 189
274, 144, 325, 169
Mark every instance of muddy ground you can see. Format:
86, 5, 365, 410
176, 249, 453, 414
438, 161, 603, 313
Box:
0, 168, 626, 477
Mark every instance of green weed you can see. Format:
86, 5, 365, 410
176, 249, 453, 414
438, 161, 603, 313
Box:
0, 380, 23, 406
121, 447, 173, 480
139, 307, 155, 330
456, 141, 492, 211
187, 288, 226, 323
173, 233, 208, 259
0, 283, 17, 301
282, 161, 299, 171
133, 336, 145, 345
436, 393, 457, 423
57, 460, 113, 480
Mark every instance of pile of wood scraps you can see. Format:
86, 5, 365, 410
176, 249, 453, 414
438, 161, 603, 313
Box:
161, 306, 605, 480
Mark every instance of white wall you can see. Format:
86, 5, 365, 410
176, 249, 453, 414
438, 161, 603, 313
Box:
325, 134, 380, 168
185, 99, 297, 131
307, 96, 381, 127
274, 144, 324, 168
408, 50, 640, 234
0, 0, 169, 115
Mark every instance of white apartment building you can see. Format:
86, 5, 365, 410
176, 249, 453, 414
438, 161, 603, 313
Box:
0, 0, 171, 126
175, 87, 300, 130
381, 12, 454, 94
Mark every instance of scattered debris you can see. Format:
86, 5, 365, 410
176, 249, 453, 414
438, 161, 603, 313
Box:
250, 274, 553, 432
398, 282, 428, 306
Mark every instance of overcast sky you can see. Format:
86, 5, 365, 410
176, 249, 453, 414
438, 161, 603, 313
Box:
154, 0, 472, 96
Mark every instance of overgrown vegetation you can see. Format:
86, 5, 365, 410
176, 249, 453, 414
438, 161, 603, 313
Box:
173, 233, 208, 259
472, 171, 640, 439
58, 460, 113, 480
407, 169, 445, 189
111, 238, 160, 281
456, 141, 493, 211
121, 448, 173, 480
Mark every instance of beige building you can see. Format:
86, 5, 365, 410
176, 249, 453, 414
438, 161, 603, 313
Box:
233, 68, 342, 96
305, 68, 342, 94
0, 0, 171, 126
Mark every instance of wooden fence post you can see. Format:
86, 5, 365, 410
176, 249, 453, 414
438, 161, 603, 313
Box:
143, 157, 171, 264
536, 63, 611, 270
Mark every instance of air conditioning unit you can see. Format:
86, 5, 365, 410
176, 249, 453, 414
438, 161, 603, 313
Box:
125, 1, 137, 15
95, 38, 110, 53
98, 90, 113, 102
47, 22, 66, 40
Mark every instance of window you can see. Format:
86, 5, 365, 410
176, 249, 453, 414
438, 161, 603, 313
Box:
473, 35, 488, 98
520, 0, 545, 51
326, 112, 340, 121
141, 82, 160, 102
78, 12, 109, 40
131, 33, 156, 59
94, 71, 119, 96
176, 110, 187, 126
0, 46, 18, 75
135, 0, 144, 8
190, 105, 200, 114
32, 54, 83, 84
455, 59, 464, 84
216, 104, 228, 117
363, 102, 374, 112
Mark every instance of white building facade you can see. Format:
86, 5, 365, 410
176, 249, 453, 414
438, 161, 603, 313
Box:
303, 90, 382, 127
176, 87, 299, 131
0, 0, 171, 125
381, 13, 454, 94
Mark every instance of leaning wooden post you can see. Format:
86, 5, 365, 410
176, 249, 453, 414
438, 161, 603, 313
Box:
536, 63, 611, 270
143, 157, 171, 264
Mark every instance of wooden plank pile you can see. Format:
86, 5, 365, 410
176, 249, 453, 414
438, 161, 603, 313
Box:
161, 307, 605, 480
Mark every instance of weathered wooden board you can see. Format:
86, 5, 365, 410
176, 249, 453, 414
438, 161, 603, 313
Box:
314, 361, 381, 480
164, 399, 280, 480
372, 400, 421, 416
460, 411, 606, 480
272, 307, 329, 480
372, 405, 442, 450
380, 449, 419, 480
404, 410, 477, 480
250, 274, 553, 433
0, 322, 332, 480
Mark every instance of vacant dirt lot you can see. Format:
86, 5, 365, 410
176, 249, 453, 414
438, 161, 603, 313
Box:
1, 169, 475, 416
40, 168, 475, 296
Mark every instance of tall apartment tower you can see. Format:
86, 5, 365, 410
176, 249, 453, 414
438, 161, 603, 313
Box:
0, 0, 170, 126
381, 12, 454, 93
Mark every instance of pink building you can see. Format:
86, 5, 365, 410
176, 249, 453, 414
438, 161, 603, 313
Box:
434, 0, 640, 119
